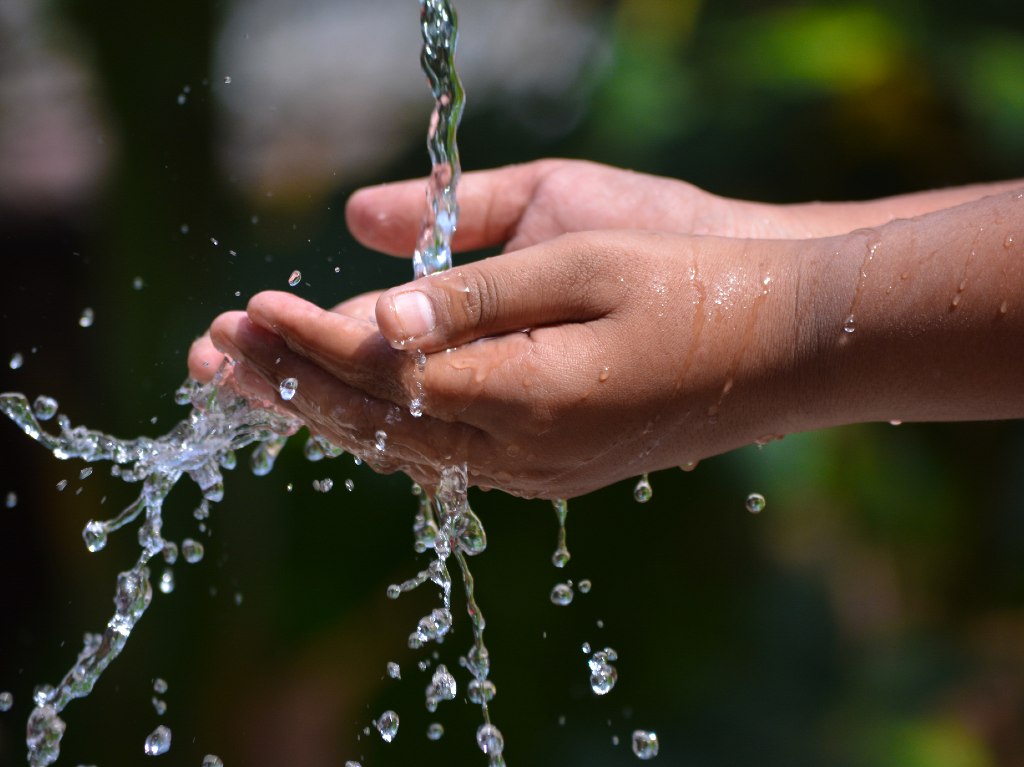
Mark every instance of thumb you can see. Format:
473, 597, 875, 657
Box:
375, 236, 613, 352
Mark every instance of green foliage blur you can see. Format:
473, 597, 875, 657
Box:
2, 1, 1024, 766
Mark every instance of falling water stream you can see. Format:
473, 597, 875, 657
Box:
0, 1, 660, 764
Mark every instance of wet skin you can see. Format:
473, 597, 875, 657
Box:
189, 160, 1024, 499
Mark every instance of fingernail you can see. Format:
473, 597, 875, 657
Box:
389, 290, 435, 343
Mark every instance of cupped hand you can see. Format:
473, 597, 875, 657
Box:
189, 229, 819, 499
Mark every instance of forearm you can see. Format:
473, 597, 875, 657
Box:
799, 188, 1024, 428
731, 179, 1024, 239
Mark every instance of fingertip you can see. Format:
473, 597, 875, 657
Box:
376, 288, 440, 350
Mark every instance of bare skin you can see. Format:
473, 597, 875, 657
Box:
189, 160, 1024, 499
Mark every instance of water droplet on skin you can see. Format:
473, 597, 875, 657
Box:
409, 397, 423, 417
5, 491, 16, 508
427, 722, 444, 740
78, 308, 95, 328
632, 729, 659, 759
182, 538, 204, 564
1000, 300, 1009, 315
578, 579, 592, 594
842, 314, 856, 333
476, 723, 504, 756
889, 419, 902, 426
375, 430, 387, 453
9, 352, 23, 370
387, 662, 401, 679
376, 710, 399, 743
288, 270, 302, 287
1005, 235, 1015, 249
0, 691, 12, 711
745, 493, 766, 514
202, 755, 224, 767
279, 378, 298, 401
143, 724, 171, 756
633, 474, 653, 503
598, 366, 610, 382
33, 395, 59, 421
550, 583, 574, 606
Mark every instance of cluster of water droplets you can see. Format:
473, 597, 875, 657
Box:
1, 368, 301, 766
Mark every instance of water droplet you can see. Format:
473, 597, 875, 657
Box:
152, 678, 168, 694
578, 579, 592, 594
467, 679, 496, 704
152, 697, 167, 716
476, 724, 504, 756
425, 664, 457, 711
5, 491, 16, 508
143, 724, 172, 756
210, 237, 219, 247
56, 479, 68, 492
344, 478, 354, 492
550, 583, 574, 606
0, 691, 12, 711
344, 762, 361, 767
83, 520, 107, 552
222, 75, 232, 85
33, 395, 59, 421
551, 547, 570, 568
158, 568, 175, 594
745, 493, 766, 514
182, 538, 204, 564
427, 722, 444, 740
9, 352, 23, 370
279, 378, 298, 401
313, 478, 334, 493
633, 474, 653, 503
288, 270, 302, 287
375, 710, 399, 743
79, 467, 93, 480
612, 734, 621, 746
409, 397, 424, 417
889, 419, 902, 426
374, 430, 388, 453
386, 584, 401, 600
78, 308, 95, 328
133, 276, 144, 290
842, 314, 856, 333
202, 755, 224, 767
588, 648, 619, 695
632, 729, 659, 759
1005, 235, 1015, 249
180, 223, 190, 234
387, 661, 401, 679
598, 366, 610, 382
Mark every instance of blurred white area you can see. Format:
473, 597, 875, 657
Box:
214, 0, 608, 200
0, 0, 111, 215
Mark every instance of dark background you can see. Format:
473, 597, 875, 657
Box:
2, 1, 1024, 765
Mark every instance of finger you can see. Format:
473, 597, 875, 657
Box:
345, 161, 554, 256
328, 290, 383, 322
209, 310, 486, 482
188, 332, 229, 382
374, 233, 618, 352
244, 291, 415, 407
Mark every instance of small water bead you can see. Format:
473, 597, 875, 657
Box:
9, 352, 23, 370
287, 270, 302, 287
202, 756, 224, 767
33, 395, 59, 421
632, 729, 659, 760
476, 723, 504, 756
4, 491, 14, 508
374, 430, 388, 453
588, 648, 619, 696
842, 314, 856, 334
425, 664, 457, 711
0, 691, 12, 711
550, 583, 574, 606
79, 467, 93, 480
313, 478, 334, 493
409, 397, 423, 418
427, 722, 444, 741
82, 520, 108, 552
680, 460, 699, 472
153, 678, 168, 694
143, 724, 172, 756
551, 547, 570, 568
162, 541, 179, 565
745, 493, 766, 514
1005, 234, 1016, 249
387, 661, 401, 679
633, 474, 653, 503
152, 697, 167, 716
181, 538, 204, 564
582, 642, 592, 654
375, 710, 399, 743
578, 579, 592, 594
278, 378, 298, 401
386, 584, 401, 600
158, 569, 175, 594
56, 479, 68, 492
78, 308, 95, 328
133, 276, 145, 290
467, 678, 496, 704
612, 734, 621, 746
344, 479, 354, 492
345, 762, 361, 767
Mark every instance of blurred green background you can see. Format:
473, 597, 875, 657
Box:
2, 0, 1024, 765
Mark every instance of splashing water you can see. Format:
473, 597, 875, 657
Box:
1, 371, 300, 766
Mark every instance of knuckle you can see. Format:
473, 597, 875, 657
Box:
456, 267, 502, 331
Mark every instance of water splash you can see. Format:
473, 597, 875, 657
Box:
1, 370, 299, 766
551, 498, 570, 568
